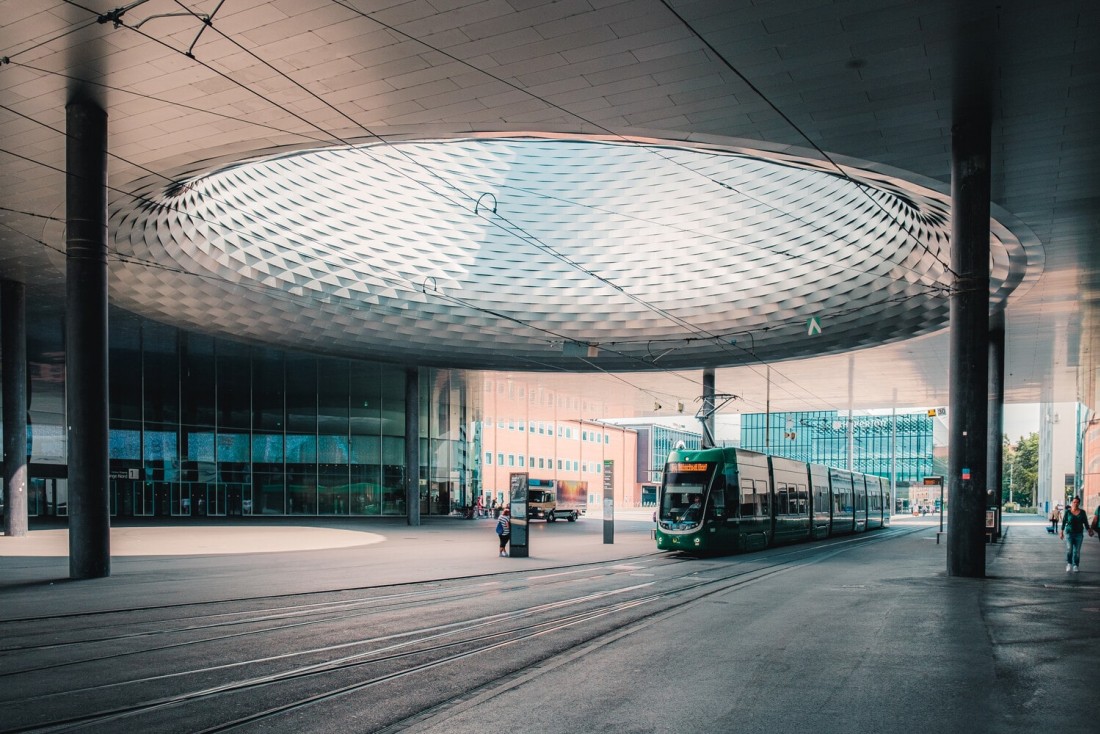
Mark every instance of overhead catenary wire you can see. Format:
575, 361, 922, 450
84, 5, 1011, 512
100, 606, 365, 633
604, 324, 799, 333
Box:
5, 3, 956, 417
328, 0, 952, 292
13, 2, 956, 308
655, 0, 959, 279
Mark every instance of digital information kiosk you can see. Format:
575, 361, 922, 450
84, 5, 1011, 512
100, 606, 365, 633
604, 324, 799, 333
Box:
508, 472, 529, 558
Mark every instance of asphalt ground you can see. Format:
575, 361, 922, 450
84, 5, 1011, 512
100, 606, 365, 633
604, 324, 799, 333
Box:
0, 509, 659, 616
1, 511, 1095, 733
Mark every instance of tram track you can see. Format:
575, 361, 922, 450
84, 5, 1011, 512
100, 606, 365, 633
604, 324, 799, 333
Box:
0, 554, 672, 664
1, 526, 918, 733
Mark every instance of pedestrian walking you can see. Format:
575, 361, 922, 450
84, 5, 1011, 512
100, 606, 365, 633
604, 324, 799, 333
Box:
475, 494, 485, 518
1059, 496, 1094, 572
495, 507, 511, 557
1048, 504, 1062, 534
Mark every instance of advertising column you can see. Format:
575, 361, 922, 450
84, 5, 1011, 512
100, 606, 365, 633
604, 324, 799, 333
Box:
509, 472, 529, 558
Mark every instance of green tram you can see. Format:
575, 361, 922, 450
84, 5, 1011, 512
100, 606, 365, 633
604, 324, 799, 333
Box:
655, 446, 890, 553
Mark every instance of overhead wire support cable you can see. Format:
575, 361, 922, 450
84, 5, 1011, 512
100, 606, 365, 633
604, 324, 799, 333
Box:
42, 1, 947, 416
69, 1, 751, 362
328, 0, 948, 290
655, 0, 959, 280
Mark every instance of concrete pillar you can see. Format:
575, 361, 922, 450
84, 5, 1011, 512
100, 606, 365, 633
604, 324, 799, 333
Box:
701, 368, 715, 448
66, 97, 111, 579
988, 312, 1005, 538
946, 105, 992, 578
405, 366, 420, 526
2, 280, 28, 537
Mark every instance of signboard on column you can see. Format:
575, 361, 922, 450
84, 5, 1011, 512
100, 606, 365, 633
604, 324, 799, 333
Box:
508, 472, 529, 558
603, 459, 614, 544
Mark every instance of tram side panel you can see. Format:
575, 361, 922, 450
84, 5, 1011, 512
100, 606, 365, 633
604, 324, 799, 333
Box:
769, 455, 812, 545
880, 477, 888, 528
854, 473, 869, 533
866, 475, 884, 530
809, 463, 831, 539
735, 449, 772, 551
828, 468, 856, 536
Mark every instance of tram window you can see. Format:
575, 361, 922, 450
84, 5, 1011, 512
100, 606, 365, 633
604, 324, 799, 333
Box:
776, 485, 789, 515
797, 485, 809, 515
712, 476, 726, 517
758, 483, 770, 516
661, 485, 704, 521
740, 480, 755, 517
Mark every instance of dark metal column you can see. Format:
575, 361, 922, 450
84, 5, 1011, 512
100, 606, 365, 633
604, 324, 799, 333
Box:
2, 280, 28, 537
701, 368, 715, 449
66, 97, 110, 579
946, 104, 992, 578
987, 311, 1005, 539
405, 366, 420, 526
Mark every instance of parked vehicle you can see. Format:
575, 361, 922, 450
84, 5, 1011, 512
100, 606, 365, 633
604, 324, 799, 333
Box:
528, 479, 587, 522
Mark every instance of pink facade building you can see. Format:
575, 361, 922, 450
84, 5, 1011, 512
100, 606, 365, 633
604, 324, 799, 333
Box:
474, 377, 639, 512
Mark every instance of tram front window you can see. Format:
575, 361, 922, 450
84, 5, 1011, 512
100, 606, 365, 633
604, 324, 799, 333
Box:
659, 488, 702, 524
659, 461, 713, 527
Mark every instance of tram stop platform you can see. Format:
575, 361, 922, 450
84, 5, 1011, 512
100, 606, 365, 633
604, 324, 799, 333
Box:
0, 511, 1095, 732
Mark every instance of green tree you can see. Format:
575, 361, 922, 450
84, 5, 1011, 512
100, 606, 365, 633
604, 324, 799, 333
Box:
1003, 433, 1038, 507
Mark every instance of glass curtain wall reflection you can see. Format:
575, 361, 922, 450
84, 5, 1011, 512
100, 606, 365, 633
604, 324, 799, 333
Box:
97, 314, 469, 519
740, 410, 934, 485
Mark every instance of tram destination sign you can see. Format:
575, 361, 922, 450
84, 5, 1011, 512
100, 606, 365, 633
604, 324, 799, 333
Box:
668, 462, 710, 473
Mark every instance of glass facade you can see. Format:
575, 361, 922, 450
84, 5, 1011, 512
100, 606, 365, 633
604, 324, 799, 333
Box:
740, 410, 935, 488
24, 313, 472, 519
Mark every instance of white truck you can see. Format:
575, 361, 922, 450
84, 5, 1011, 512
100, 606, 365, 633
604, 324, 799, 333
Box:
527, 479, 587, 522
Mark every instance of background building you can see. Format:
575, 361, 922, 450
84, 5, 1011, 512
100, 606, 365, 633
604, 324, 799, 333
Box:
605, 421, 703, 506
740, 410, 941, 510
25, 310, 471, 520
471, 375, 639, 511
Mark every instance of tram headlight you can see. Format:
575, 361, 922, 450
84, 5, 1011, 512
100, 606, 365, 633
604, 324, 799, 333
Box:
694, 537, 701, 547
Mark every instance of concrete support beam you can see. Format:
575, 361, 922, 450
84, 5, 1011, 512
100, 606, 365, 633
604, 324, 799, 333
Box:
66, 97, 111, 579
2, 279, 28, 537
946, 105, 992, 578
